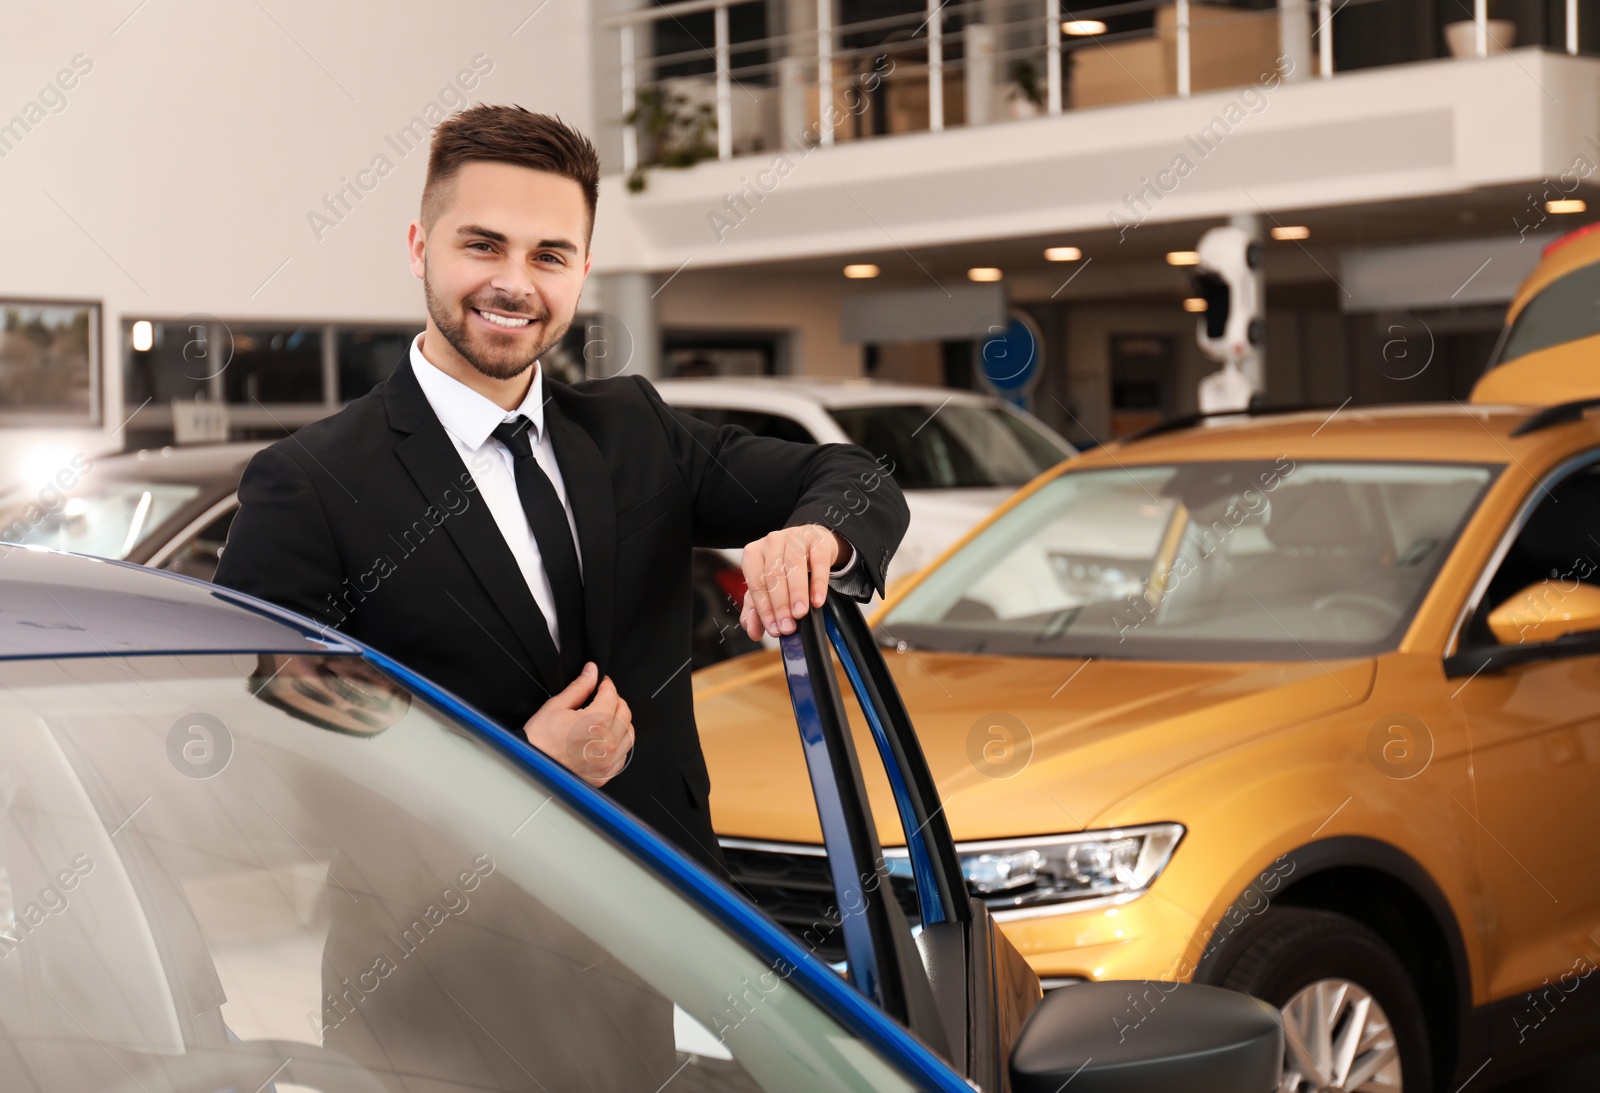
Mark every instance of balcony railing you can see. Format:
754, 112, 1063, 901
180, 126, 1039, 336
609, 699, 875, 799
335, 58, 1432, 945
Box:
603, 0, 1588, 175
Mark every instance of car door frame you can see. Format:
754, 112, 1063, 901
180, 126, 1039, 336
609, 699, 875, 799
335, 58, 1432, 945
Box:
777, 592, 1042, 1091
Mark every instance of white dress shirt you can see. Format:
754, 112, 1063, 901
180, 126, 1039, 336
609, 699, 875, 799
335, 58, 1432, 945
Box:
408, 334, 861, 654
410, 334, 581, 654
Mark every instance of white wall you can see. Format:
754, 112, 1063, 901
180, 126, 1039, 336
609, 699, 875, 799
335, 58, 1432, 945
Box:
0, 0, 593, 478
654, 266, 864, 377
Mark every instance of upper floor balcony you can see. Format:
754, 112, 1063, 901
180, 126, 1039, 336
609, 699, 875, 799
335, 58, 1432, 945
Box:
591, 0, 1600, 272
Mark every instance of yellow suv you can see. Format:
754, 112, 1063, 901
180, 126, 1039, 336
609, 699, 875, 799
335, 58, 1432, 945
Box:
695, 401, 1600, 1092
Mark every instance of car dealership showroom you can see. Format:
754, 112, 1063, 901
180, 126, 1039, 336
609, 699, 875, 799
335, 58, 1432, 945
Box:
7, 1, 1600, 1091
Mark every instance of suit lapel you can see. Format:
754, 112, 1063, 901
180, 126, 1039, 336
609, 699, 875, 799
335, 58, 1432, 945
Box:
385, 356, 564, 696
544, 383, 615, 676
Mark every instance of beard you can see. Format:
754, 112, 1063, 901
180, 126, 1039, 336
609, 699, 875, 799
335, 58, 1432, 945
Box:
423, 270, 571, 382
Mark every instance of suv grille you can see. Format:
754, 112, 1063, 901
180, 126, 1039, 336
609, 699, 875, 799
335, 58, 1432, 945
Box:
721, 842, 921, 963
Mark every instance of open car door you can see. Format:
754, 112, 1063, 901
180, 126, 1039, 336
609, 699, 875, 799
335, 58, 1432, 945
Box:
780, 593, 1285, 1092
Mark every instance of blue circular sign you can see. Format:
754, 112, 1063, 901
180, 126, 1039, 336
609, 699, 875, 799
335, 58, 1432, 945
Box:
978, 314, 1040, 390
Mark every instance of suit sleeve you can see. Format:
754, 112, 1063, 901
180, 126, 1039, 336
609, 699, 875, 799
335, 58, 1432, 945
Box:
633, 376, 909, 601
213, 445, 347, 628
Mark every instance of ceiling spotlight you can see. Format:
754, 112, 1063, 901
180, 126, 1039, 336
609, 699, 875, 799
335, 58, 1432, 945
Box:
1271, 225, 1310, 240
967, 267, 1003, 282
131, 320, 154, 352
1062, 19, 1107, 35
1044, 246, 1082, 262
1166, 250, 1201, 266
1182, 297, 1208, 313
1547, 199, 1587, 214
843, 263, 880, 279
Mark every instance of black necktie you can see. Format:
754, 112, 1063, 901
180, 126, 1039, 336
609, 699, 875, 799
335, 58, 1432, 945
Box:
490, 417, 587, 682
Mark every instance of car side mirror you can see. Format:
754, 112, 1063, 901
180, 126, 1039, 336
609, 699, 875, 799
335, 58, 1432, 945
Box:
1009, 980, 1282, 1093
1487, 580, 1600, 645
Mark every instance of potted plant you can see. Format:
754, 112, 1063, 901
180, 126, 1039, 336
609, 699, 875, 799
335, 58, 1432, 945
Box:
1444, 1, 1516, 57
624, 86, 718, 193
1006, 58, 1045, 119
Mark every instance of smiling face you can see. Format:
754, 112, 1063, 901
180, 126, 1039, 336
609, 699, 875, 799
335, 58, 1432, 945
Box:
407, 160, 592, 388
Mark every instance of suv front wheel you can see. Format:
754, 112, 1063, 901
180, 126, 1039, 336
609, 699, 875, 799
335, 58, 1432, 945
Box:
1211, 907, 1432, 1093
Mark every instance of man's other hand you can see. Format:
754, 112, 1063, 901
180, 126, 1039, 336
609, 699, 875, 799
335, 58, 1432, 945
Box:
740, 524, 849, 640
521, 662, 635, 787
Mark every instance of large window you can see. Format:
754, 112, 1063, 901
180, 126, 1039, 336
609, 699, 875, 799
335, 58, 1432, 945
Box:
123, 319, 420, 446
0, 298, 100, 427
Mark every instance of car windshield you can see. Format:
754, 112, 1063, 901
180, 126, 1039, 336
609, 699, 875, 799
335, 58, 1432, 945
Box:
0, 652, 918, 1093
0, 478, 201, 557
1492, 260, 1600, 367
828, 404, 1070, 489
880, 459, 1496, 661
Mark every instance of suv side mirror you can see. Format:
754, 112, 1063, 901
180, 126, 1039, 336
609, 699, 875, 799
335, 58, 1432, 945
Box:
1009, 980, 1282, 1093
1487, 580, 1600, 645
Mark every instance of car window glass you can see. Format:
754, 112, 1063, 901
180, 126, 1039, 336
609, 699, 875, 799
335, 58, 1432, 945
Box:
1467, 460, 1600, 646
677, 406, 817, 445
995, 409, 1075, 469
161, 505, 237, 583
0, 480, 203, 558
1493, 262, 1600, 368
881, 461, 1495, 661
828, 406, 1064, 489
0, 653, 921, 1093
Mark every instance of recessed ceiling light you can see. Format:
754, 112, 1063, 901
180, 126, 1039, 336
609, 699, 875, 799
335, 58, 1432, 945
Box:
968, 267, 1003, 282
843, 263, 880, 279
1182, 298, 1208, 313
1044, 246, 1082, 262
1166, 250, 1201, 266
1547, 199, 1587, 214
1271, 225, 1310, 240
1062, 19, 1107, 35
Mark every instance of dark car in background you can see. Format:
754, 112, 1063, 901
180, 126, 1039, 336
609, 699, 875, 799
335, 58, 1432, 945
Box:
0, 441, 756, 664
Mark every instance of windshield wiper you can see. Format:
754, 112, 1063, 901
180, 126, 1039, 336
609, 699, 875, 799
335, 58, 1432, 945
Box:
1037, 606, 1082, 643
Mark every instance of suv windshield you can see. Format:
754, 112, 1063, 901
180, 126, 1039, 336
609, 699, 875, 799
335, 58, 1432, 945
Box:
0, 652, 917, 1093
880, 460, 1495, 661
828, 405, 1070, 489
1492, 260, 1600, 367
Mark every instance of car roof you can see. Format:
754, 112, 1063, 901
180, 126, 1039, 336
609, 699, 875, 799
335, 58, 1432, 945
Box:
0, 547, 351, 659
1078, 402, 1576, 468
92, 441, 270, 484
651, 376, 1004, 410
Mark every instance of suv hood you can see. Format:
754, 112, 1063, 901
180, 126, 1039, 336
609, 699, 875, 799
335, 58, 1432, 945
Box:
695, 648, 1374, 845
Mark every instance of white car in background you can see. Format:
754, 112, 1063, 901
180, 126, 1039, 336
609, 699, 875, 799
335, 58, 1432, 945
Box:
654, 378, 1077, 590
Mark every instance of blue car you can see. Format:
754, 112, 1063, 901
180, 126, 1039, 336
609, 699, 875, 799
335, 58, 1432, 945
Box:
0, 547, 1280, 1092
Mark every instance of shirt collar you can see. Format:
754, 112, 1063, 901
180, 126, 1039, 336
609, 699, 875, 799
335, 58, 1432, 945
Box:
408, 332, 545, 450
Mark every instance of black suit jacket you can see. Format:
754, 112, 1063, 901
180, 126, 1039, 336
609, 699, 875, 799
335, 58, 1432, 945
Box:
214, 357, 908, 873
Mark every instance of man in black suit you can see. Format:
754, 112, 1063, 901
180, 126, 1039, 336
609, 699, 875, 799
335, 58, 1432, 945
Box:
214, 105, 907, 876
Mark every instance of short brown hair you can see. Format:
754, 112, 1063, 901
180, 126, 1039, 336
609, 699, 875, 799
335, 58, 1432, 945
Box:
421, 105, 601, 245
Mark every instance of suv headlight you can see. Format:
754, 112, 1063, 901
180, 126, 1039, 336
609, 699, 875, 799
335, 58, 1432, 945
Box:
885, 823, 1184, 915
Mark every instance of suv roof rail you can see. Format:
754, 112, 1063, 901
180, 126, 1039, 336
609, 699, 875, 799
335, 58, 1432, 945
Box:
1121, 402, 1341, 445
1510, 396, 1600, 437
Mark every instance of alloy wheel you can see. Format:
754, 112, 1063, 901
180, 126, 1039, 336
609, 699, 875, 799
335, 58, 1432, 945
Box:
1278, 977, 1403, 1092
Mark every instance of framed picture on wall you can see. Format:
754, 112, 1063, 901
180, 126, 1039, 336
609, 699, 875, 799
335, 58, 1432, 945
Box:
0, 298, 100, 427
